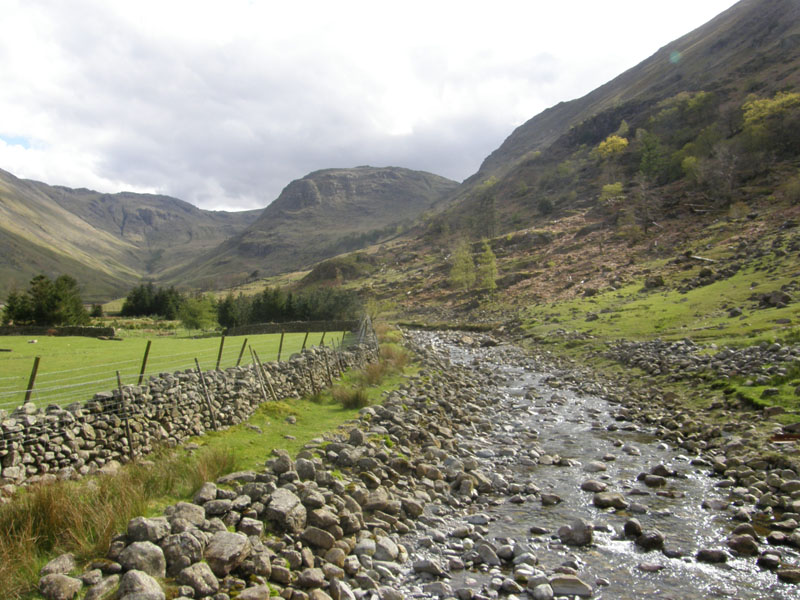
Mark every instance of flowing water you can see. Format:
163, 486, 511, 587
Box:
401, 333, 800, 599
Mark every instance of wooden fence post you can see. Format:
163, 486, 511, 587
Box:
236, 337, 248, 367
277, 331, 285, 362
248, 348, 269, 404
24, 356, 41, 404
215, 335, 226, 371
301, 330, 309, 351
116, 370, 135, 460
194, 359, 218, 430
320, 330, 326, 345
252, 348, 279, 402
137, 340, 152, 386
323, 347, 333, 386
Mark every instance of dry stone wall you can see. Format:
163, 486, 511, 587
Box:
0, 344, 377, 490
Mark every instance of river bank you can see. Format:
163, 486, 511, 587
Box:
31, 330, 800, 600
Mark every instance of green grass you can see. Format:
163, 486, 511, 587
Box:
0, 330, 345, 411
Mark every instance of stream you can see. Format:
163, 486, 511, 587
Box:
395, 332, 800, 599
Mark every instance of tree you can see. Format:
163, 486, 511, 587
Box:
476, 240, 498, 295
599, 182, 626, 226
633, 173, 656, 234
179, 295, 218, 330
2, 274, 88, 326
449, 239, 476, 290
592, 134, 629, 160
741, 92, 800, 158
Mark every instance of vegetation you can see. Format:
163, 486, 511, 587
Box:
120, 283, 186, 319
449, 239, 476, 290
217, 285, 363, 329
2, 274, 89, 326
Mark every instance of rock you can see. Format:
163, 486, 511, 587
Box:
421, 582, 453, 598
238, 586, 273, 600
177, 562, 220, 596
266, 488, 307, 533
127, 516, 170, 543
301, 526, 336, 550
118, 542, 166, 578
193, 482, 217, 504
161, 532, 204, 575
204, 531, 251, 577
40, 553, 77, 576
529, 583, 554, 600
83, 574, 120, 600
297, 567, 326, 588
549, 574, 593, 597
330, 578, 357, 600
374, 536, 400, 561
593, 492, 629, 510
636, 530, 665, 552
117, 570, 165, 600
558, 518, 593, 546
624, 519, 642, 538
413, 558, 447, 577
727, 534, 759, 556
777, 567, 800, 583
580, 479, 607, 492
38, 574, 83, 600
540, 493, 562, 506
696, 548, 728, 563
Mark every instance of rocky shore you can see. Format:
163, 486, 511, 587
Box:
34, 330, 800, 600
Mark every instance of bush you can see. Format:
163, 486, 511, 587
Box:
332, 384, 370, 409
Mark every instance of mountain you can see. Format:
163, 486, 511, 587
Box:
0, 168, 259, 300
169, 166, 458, 289
437, 0, 800, 232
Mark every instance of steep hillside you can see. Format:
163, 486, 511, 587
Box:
0, 169, 259, 300
474, 0, 800, 182
171, 166, 458, 289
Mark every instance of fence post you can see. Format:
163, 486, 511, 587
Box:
305, 359, 318, 395
323, 347, 333, 386
194, 359, 218, 431
215, 335, 226, 371
236, 337, 248, 367
320, 330, 326, 346
301, 330, 309, 351
252, 348, 279, 402
248, 348, 270, 404
137, 340, 152, 386
116, 370, 135, 460
23, 356, 41, 404
277, 331, 285, 362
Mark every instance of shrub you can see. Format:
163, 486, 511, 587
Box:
332, 384, 370, 409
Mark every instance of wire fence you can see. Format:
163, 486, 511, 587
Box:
0, 317, 378, 484
0, 328, 354, 411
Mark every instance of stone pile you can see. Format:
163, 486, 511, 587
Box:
606, 338, 800, 383
0, 344, 376, 492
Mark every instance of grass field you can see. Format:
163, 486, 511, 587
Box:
0, 330, 345, 411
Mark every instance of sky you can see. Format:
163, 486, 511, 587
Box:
0, 0, 740, 212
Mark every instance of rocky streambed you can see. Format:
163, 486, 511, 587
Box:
35, 330, 800, 600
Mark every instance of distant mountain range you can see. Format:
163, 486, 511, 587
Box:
0, 166, 456, 299
1, 0, 798, 302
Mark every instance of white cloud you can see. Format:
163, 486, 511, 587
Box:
0, 0, 739, 210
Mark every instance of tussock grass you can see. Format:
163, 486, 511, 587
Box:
331, 384, 371, 409
0, 446, 237, 599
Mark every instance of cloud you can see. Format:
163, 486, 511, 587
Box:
0, 0, 739, 210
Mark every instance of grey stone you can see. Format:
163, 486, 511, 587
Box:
177, 562, 220, 596
38, 574, 82, 600
84, 575, 120, 600
118, 542, 166, 578
549, 574, 593, 597
205, 531, 251, 577
266, 487, 307, 533
301, 526, 336, 549
40, 553, 77, 576
127, 516, 171, 543
117, 570, 165, 600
